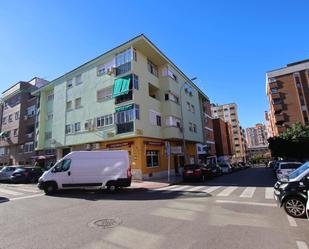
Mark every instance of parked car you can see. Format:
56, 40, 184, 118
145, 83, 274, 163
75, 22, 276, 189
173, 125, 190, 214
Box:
183, 164, 206, 181
10, 167, 44, 183
219, 163, 232, 174
275, 162, 303, 180
268, 161, 276, 168
0, 166, 19, 182
274, 161, 309, 218
38, 150, 131, 194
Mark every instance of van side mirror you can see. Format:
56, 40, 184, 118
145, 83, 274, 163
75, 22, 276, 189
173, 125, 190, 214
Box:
303, 176, 309, 185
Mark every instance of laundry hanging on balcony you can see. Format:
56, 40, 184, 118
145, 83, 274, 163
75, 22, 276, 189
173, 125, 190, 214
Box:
112, 76, 131, 98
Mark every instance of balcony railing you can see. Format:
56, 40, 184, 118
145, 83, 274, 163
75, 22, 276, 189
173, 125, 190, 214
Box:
275, 114, 284, 124
26, 132, 34, 139
273, 103, 283, 113
271, 92, 280, 99
269, 81, 278, 89
116, 122, 134, 134
115, 90, 133, 105
116, 62, 131, 76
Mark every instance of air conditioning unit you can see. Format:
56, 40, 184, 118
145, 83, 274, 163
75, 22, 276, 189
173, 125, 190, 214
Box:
85, 144, 92, 150
136, 129, 143, 135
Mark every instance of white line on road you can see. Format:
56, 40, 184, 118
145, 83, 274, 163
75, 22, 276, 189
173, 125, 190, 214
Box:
158, 185, 182, 191
296, 241, 309, 249
201, 186, 221, 194
217, 187, 238, 197
265, 187, 273, 199
0, 188, 23, 196
185, 186, 205, 192
9, 194, 44, 202
215, 200, 277, 207
6, 187, 39, 193
166, 185, 191, 192
287, 215, 297, 227
240, 187, 256, 198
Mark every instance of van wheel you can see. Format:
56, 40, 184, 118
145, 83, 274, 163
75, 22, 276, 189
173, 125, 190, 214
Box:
106, 182, 117, 193
284, 197, 306, 218
44, 183, 56, 195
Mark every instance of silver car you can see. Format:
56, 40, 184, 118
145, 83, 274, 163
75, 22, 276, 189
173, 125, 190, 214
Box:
0, 166, 18, 182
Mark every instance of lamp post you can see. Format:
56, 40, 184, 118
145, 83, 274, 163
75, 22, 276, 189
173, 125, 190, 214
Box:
179, 77, 197, 165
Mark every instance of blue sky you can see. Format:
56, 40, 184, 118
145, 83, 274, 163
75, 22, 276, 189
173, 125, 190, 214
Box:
1, 0, 309, 128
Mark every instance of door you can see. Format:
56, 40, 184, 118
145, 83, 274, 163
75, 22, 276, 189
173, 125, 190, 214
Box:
173, 156, 179, 175
52, 159, 72, 188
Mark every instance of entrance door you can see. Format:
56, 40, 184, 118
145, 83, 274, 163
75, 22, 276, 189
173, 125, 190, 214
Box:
173, 155, 179, 175
52, 159, 72, 188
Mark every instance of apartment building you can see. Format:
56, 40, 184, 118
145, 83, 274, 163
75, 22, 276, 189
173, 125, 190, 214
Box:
213, 118, 234, 160
245, 123, 268, 148
0, 78, 49, 165
266, 59, 309, 137
211, 103, 246, 161
32, 34, 211, 180
264, 111, 273, 138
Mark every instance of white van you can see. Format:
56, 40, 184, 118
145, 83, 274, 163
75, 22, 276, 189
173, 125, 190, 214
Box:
38, 150, 131, 194
276, 161, 303, 180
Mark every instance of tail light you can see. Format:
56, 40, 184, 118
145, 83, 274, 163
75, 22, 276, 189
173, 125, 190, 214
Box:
127, 166, 132, 178
194, 169, 201, 175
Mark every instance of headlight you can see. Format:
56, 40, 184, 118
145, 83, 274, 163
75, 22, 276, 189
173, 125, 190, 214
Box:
279, 183, 289, 190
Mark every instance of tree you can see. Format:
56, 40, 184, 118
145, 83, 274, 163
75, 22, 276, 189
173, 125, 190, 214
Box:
268, 123, 309, 159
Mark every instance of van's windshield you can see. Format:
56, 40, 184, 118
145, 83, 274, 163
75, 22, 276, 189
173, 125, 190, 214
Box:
288, 162, 309, 180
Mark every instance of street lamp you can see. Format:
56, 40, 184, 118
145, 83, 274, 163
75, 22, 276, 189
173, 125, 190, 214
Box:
179, 77, 197, 165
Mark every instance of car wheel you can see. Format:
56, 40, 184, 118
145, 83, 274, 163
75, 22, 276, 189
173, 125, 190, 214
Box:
106, 182, 117, 193
44, 183, 56, 195
284, 197, 306, 218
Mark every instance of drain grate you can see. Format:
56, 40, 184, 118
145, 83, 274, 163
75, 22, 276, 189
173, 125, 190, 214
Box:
88, 218, 122, 229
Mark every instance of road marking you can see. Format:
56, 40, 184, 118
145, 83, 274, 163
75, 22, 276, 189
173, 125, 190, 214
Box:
9, 194, 44, 201
0, 188, 23, 196
166, 185, 191, 192
287, 215, 297, 227
296, 241, 308, 249
240, 187, 256, 198
217, 187, 238, 197
6, 187, 39, 193
265, 187, 273, 199
185, 186, 205, 192
158, 185, 182, 191
201, 186, 221, 194
215, 200, 277, 207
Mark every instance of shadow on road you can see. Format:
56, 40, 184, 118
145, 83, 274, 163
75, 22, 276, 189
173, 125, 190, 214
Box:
0, 196, 9, 203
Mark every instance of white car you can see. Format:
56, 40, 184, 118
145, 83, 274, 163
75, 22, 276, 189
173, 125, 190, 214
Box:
38, 150, 132, 194
276, 162, 303, 180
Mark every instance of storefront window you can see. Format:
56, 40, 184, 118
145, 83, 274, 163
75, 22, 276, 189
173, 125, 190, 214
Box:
146, 150, 159, 168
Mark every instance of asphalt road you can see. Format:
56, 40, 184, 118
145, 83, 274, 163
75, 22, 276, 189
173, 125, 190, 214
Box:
0, 167, 308, 249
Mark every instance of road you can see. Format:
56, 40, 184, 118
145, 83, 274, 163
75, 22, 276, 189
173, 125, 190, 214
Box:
0, 167, 308, 249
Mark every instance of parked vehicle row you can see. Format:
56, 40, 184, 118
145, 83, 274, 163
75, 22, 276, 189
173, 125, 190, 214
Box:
182, 161, 250, 182
274, 161, 309, 218
0, 166, 44, 183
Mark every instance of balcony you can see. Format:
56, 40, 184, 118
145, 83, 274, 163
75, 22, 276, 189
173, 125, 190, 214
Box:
277, 126, 286, 134
116, 62, 131, 76
273, 103, 283, 113
116, 122, 134, 134
115, 90, 133, 105
271, 92, 280, 99
275, 114, 284, 124
26, 132, 34, 139
269, 81, 278, 89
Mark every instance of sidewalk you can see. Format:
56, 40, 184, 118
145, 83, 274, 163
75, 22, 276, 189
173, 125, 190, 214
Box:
130, 175, 182, 190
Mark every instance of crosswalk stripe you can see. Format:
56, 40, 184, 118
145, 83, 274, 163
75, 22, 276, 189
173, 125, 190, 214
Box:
240, 187, 256, 198
185, 186, 205, 192
201, 186, 221, 194
6, 187, 39, 193
217, 187, 238, 197
0, 188, 23, 196
166, 185, 191, 192
265, 187, 273, 199
296, 241, 308, 249
287, 215, 297, 227
158, 185, 182, 191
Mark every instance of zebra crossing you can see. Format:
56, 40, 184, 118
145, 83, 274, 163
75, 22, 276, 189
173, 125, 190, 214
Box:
150, 184, 275, 200
0, 184, 42, 202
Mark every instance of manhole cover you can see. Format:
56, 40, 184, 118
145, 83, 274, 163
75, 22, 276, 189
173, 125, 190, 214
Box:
88, 218, 122, 229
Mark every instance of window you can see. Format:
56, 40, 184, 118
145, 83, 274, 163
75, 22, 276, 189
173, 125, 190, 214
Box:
47, 92, 54, 102
133, 74, 139, 90
26, 105, 36, 117
66, 101, 72, 111
165, 92, 179, 104
193, 124, 197, 133
6, 131, 11, 137
15, 111, 20, 120
135, 104, 140, 120
272, 98, 281, 105
47, 113, 53, 121
45, 132, 52, 140
149, 110, 161, 126
133, 48, 137, 61
166, 116, 181, 127
75, 97, 82, 109
97, 86, 113, 102
14, 129, 18, 136
116, 48, 132, 67
271, 88, 278, 93
97, 114, 114, 128
187, 102, 191, 111
191, 105, 195, 113
167, 69, 178, 82
75, 74, 82, 85
24, 142, 34, 153
74, 122, 81, 132
147, 59, 158, 77
54, 159, 71, 172
67, 79, 73, 89
8, 115, 12, 122
65, 124, 72, 134
2, 117, 6, 125
146, 150, 159, 168
189, 122, 193, 131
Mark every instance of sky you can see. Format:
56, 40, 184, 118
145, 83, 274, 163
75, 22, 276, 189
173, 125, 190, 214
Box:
1, 0, 309, 128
